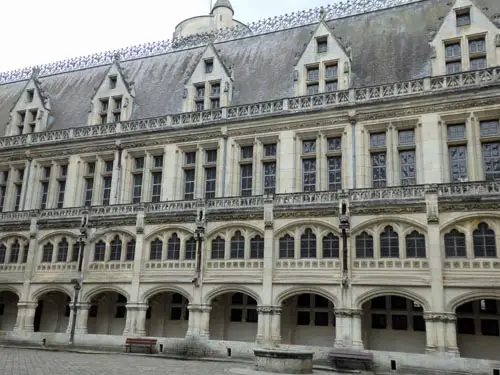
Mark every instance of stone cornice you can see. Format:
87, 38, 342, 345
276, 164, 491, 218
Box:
0, 68, 499, 157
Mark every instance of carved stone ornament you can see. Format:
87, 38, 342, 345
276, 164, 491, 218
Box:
224, 81, 230, 93
0, 0, 421, 85
183, 88, 188, 99
293, 70, 299, 81
496, 34, 500, 47
343, 61, 349, 73
430, 45, 436, 59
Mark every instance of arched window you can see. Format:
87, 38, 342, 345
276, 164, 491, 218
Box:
167, 233, 181, 260
185, 237, 197, 260
211, 236, 225, 259
355, 232, 373, 258
42, 242, 54, 263
230, 231, 245, 259
444, 229, 466, 257
22, 243, 29, 263
279, 234, 295, 259
473, 223, 497, 257
323, 233, 339, 258
94, 240, 106, 261
126, 239, 136, 261
250, 235, 264, 259
150, 238, 163, 261
110, 235, 122, 261
380, 226, 399, 258
300, 228, 317, 258
0, 244, 6, 263
406, 231, 426, 258
9, 239, 20, 263
57, 238, 69, 262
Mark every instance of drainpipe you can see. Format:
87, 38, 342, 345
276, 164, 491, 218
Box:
21, 158, 32, 211
221, 135, 228, 197
351, 118, 357, 189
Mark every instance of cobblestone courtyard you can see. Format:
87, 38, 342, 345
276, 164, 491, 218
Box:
0, 348, 239, 375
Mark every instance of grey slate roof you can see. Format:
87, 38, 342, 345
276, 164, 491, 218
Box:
0, 0, 498, 135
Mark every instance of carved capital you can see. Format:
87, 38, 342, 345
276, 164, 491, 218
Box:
257, 306, 273, 314
335, 308, 362, 318
264, 221, 273, 229
423, 312, 456, 323
496, 34, 500, 47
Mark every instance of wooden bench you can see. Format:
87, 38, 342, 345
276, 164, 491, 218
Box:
328, 349, 374, 371
125, 338, 157, 354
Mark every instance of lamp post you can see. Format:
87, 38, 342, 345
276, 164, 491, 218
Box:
339, 202, 350, 288
69, 225, 87, 345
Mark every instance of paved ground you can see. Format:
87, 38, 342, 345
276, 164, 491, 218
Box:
0, 347, 239, 375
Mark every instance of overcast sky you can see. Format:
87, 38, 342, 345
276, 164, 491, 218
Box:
0, 0, 336, 72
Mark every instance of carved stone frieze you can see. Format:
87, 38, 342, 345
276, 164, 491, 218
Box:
206, 212, 264, 222
274, 209, 336, 219
350, 204, 425, 215
423, 312, 456, 323
439, 201, 500, 212
0, 224, 30, 232
38, 221, 81, 230
144, 215, 196, 225
335, 308, 362, 317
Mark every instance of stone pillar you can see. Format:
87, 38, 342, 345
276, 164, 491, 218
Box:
444, 314, 460, 357
270, 307, 282, 344
76, 303, 90, 334
256, 306, 273, 344
186, 304, 200, 337
334, 309, 363, 350
123, 304, 137, 336
198, 305, 211, 339
134, 304, 148, 337
351, 310, 363, 350
14, 302, 38, 333
424, 314, 437, 353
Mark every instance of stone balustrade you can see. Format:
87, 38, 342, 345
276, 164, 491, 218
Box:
0, 68, 498, 151
353, 259, 429, 270
88, 261, 134, 271
206, 259, 264, 270
36, 263, 77, 272
0, 181, 498, 225
443, 259, 500, 270
0, 264, 26, 272
143, 260, 195, 270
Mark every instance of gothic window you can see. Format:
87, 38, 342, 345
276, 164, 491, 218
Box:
444, 230, 466, 257
22, 244, 29, 263
167, 233, 181, 260
42, 242, 54, 263
322, 233, 339, 258
279, 234, 295, 259
230, 231, 245, 259
473, 223, 497, 258
405, 231, 426, 258
480, 120, 500, 181
110, 235, 122, 261
185, 237, 197, 260
211, 236, 225, 259
126, 239, 135, 261
94, 240, 106, 262
355, 232, 373, 258
0, 244, 6, 263
56, 238, 69, 262
149, 238, 163, 261
71, 243, 80, 262
263, 160, 276, 195
300, 228, 317, 258
250, 235, 264, 259
380, 226, 399, 258
9, 240, 20, 263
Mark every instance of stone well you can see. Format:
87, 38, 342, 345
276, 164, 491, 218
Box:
253, 348, 314, 374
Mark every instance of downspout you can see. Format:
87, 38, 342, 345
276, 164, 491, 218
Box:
21, 159, 32, 210
351, 118, 357, 189
221, 135, 228, 197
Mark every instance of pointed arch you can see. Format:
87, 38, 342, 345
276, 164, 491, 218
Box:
204, 285, 262, 305
31, 285, 73, 301
274, 286, 339, 306
440, 213, 500, 234
206, 222, 264, 240
141, 285, 193, 304
83, 285, 130, 303
275, 219, 340, 238
351, 216, 427, 236
355, 288, 430, 311
37, 231, 78, 245
144, 225, 194, 242
448, 290, 500, 312
88, 228, 136, 243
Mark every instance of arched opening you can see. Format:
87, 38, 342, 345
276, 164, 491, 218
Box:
0, 291, 19, 331
34, 291, 71, 333
281, 293, 335, 346
145, 292, 189, 338
209, 292, 258, 342
361, 295, 425, 353
456, 299, 500, 360
87, 291, 127, 335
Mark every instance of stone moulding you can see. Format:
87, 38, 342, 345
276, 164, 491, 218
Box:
0, 0, 419, 85
0, 67, 499, 153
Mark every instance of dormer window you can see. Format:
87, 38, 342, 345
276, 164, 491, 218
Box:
194, 84, 206, 111
307, 84, 319, 95
100, 99, 109, 113
109, 75, 117, 89
469, 36, 487, 71
211, 83, 220, 97
307, 66, 319, 81
26, 89, 34, 103
455, 8, 471, 27
445, 42, 462, 74
317, 37, 328, 53
100, 114, 108, 124
204, 59, 214, 74
113, 97, 122, 122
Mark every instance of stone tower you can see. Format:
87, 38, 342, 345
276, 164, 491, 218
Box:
211, 0, 234, 29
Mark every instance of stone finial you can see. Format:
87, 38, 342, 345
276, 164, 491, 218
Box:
31, 66, 40, 79
113, 52, 121, 63
319, 6, 326, 21
496, 34, 500, 47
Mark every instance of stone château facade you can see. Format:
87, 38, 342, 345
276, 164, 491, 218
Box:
0, 0, 499, 371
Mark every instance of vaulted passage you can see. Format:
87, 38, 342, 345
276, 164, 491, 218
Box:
34, 291, 70, 333
456, 299, 500, 360
87, 292, 127, 335
281, 293, 336, 346
0, 291, 18, 331
145, 292, 189, 338
209, 292, 258, 342
362, 295, 425, 353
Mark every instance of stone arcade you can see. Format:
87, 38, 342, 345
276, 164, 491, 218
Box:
0, 0, 500, 374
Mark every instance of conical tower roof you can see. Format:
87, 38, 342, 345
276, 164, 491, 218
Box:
211, 0, 234, 15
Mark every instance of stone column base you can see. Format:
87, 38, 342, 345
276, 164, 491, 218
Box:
446, 347, 460, 357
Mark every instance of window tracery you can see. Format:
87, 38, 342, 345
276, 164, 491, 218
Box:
444, 229, 467, 258
473, 223, 497, 258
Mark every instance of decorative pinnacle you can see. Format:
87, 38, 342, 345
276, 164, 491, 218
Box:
31, 66, 40, 79
319, 6, 326, 20
113, 52, 121, 63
